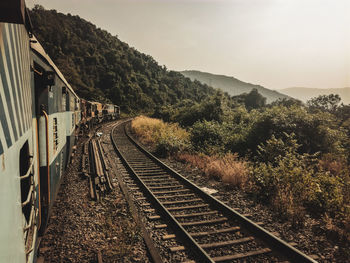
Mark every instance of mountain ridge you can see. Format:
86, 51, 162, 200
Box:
180, 70, 290, 103
279, 87, 350, 104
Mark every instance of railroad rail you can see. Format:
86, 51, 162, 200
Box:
82, 132, 113, 201
111, 120, 318, 263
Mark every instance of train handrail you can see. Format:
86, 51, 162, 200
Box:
20, 156, 34, 180
19, 156, 38, 263
21, 184, 34, 207
23, 205, 35, 231
41, 109, 50, 204
25, 211, 39, 262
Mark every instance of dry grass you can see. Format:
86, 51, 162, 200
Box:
176, 153, 249, 188
176, 153, 209, 170
131, 116, 188, 145
131, 116, 189, 156
131, 116, 164, 145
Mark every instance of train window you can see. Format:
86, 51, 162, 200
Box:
44, 71, 55, 86
75, 98, 79, 110
53, 118, 58, 153
19, 141, 31, 222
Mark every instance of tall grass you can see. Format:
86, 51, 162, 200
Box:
131, 116, 189, 156
177, 153, 249, 188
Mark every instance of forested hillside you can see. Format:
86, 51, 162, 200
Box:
29, 6, 215, 112
181, 70, 289, 103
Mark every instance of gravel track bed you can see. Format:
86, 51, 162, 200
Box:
37, 121, 148, 263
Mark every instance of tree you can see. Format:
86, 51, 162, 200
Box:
307, 94, 341, 113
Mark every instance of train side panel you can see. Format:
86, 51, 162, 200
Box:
0, 21, 39, 263
31, 38, 79, 234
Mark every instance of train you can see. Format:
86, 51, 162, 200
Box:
0, 1, 120, 262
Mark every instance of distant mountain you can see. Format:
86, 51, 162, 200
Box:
180, 70, 289, 103
279, 87, 350, 104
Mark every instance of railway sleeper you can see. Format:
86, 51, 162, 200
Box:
137, 171, 168, 176
161, 198, 202, 205
140, 175, 171, 180
189, 226, 241, 238
153, 189, 191, 195
167, 203, 209, 211
170, 236, 254, 252
181, 217, 227, 227
133, 168, 163, 172
149, 185, 184, 190
149, 210, 218, 221
162, 225, 243, 240
146, 183, 183, 189
156, 193, 195, 199
141, 177, 173, 182
212, 247, 272, 262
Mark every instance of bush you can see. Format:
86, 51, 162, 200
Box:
190, 120, 225, 154
252, 133, 350, 225
176, 153, 249, 188
154, 135, 189, 157
205, 154, 249, 187
131, 116, 189, 156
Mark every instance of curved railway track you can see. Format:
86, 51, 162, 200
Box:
111, 120, 318, 263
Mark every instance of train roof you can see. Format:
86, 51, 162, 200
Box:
30, 35, 79, 99
88, 101, 103, 105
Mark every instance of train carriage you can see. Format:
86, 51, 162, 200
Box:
103, 104, 120, 120
0, 2, 120, 262
0, 1, 81, 262
30, 35, 80, 229
91, 101, 103, 123
0, 2, 39, 262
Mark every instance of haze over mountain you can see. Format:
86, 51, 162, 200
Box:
279, 87, 350, 104
181, 70, 289, 103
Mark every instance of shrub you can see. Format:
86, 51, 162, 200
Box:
190, 120, 225, 154
176, 153, 249, 188
131, 116, 189, 156
251, 134, 320, 223
205, 154, 249, 187
245, 105, 347, 156
252, 133, 350, 225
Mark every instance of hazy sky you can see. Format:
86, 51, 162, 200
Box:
26, 0, 349, 90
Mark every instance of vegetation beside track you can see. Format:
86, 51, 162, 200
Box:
131, 93, 350, 245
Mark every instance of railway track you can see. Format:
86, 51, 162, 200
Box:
111, 120, 318, 263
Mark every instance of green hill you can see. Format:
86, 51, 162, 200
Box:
29, 6, 215, 112
279, 87, 350, 104
181, 70, 289, 103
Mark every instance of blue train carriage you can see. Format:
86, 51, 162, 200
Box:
0, 1, 40, 262
30, 35, 80, 232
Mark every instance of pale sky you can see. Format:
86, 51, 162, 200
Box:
26, 0, 349, 90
